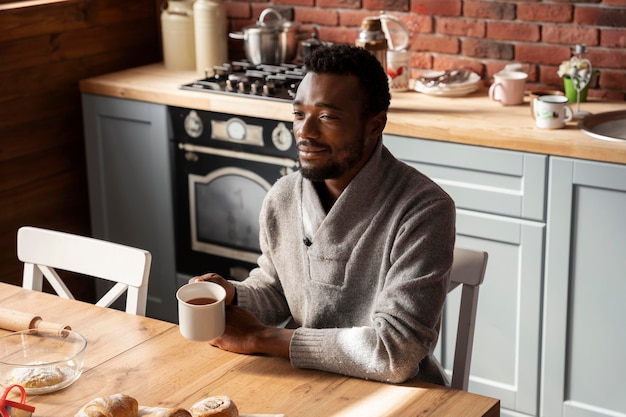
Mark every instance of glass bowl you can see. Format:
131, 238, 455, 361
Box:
0, 328, 87, 394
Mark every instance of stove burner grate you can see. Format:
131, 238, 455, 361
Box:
180, 61, 307, 103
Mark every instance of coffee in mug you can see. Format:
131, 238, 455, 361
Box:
489, 71, 528, 106
177, 281, 226, 341
533, 95, 574, 129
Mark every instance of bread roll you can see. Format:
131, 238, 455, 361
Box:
74, 393, 139, 417
138, 406, 192, 417
189, 396, 238, 417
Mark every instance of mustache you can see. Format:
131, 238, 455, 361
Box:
297, 139, 329, 150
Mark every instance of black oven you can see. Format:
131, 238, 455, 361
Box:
169, 106, 298, 283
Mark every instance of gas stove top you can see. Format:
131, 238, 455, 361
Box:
180, 61, 307, 103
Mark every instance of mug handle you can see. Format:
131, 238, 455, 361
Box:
563, 105, 574, 122
488, 83, 501, 101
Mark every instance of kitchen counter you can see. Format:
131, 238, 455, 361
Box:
79, 63, 626, 164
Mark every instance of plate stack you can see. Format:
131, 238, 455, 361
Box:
414, 69, 481, 97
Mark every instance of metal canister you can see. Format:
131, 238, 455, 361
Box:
355, 17, 388, 70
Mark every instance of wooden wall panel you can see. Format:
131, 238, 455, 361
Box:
0, 0, 162, 295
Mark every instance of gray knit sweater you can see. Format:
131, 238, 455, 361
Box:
232, 139, 456, 384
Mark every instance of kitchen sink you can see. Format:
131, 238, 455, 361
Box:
580, 110, 626, 142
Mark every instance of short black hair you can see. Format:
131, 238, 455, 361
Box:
304, 43, 391, 117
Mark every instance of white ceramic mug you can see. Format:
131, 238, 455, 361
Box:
386, 49, 410, 92
489, 71, 528, 105
177, 282, 226, 341
534, 95, 573, 129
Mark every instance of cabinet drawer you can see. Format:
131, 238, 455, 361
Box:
384, 134, 547, 221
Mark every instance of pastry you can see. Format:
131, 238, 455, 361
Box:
8, 362, 66, 388
74, 393, 139, 417
189, 396, 238, 417
138, 406, 192, 417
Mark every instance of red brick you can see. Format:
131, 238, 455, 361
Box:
518, 4, 573, 23
601, 29, 626, 48
463, 0, 516, 20
417, 34, 460, 53
487, 22, 540, 42
516, 44, 571, 66
339, 10, 378, 27
538, 65, 565, 86
432, 56, 485, 76
602, 0, 626, 6
438, 17, 485, 37
411, 52, 433, 69
363, 0, 410, 12
462, 38, 514, 60
318, 0, 360, 7
295, 7, 339, 25
225, 2, 252, 19
273, 0, 314, 6
587, 48, 626, 69
542, 24, 599, 46
411, 0, 462, 17
599, 69, 626, 90
575, 6, 626, 27
317, 26, 360, 44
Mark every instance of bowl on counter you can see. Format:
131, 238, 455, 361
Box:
0, 329, 87, 394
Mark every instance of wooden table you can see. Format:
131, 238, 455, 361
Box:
0, 283, 500, 417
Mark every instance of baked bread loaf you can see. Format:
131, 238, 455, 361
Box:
74, 393, 139, 417
189, 396, 238, 417
138, 406, 192, 416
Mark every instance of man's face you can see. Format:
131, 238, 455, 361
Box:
292, 72, 382, 182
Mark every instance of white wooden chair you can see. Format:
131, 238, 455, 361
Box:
17, 226, 152, 316
447, 247, 488, 391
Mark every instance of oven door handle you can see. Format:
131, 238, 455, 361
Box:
178, 143, 299, 168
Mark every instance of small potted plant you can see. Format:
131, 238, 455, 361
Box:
557, 56, 597, 103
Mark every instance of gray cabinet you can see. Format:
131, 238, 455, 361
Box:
384, 134, 547, 417
82, 94, 177, 323
542, 157, 626, 417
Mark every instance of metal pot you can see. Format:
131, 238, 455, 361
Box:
229, 8, 302, 65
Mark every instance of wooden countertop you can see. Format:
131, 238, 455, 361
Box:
80, 63, 626, 164
0, 283, 500, 417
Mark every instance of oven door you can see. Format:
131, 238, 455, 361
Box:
175, 142, 298, 279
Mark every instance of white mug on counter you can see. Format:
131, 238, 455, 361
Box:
489, 71, 528, 105
534, 95, 574, 129
177, 281, 226, 341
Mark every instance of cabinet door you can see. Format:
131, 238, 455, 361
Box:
542, 157, 626, 417
82, 94, 177, 322
438, 209, 544, 416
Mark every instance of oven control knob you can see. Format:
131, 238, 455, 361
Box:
184, 110, 203, 138
271, 123, 292, 151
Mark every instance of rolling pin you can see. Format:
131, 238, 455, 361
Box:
0, 308, 71, 334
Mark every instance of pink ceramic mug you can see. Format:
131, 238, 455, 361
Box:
489, 71, 528, 105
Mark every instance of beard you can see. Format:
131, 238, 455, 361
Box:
298, 138, 365, 181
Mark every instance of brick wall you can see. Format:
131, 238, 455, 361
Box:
223, 0, 626, 101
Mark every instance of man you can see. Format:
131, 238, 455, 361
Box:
192, 44, 456, 384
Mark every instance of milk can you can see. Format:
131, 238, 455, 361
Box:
161, 0, 196, 71
193, 0, 228, 76
355, 17, 388, 70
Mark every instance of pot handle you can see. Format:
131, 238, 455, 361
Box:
228, 32, 245, 40
258, 8, 283, 26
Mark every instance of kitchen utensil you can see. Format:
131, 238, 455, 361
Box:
229, 8, 303, 65
0, 308, 71, 334
355, 16, 388, 69
489, 70, 527, 105
177, 282, 226, 341
379, 12, 410, 51
0, 329, 87, 395
194, 0, 228, 75
1, 385, 35, 417
533, 95, 573, 129
414, 70, 481, 97
161, 0, 196, 71
386, 49, 410, 92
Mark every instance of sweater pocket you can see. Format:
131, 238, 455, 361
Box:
307, 248, 349, 287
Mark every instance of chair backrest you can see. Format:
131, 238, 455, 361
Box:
447, 247, 488, 391
17, 226, 152, 316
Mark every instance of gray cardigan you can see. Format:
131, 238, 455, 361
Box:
233, 139, 456, 384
